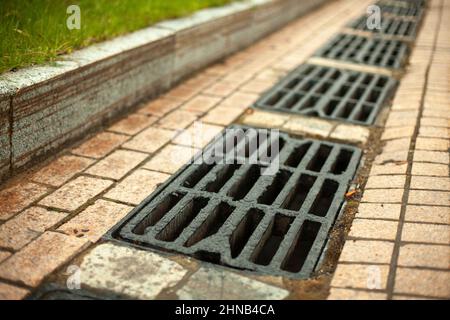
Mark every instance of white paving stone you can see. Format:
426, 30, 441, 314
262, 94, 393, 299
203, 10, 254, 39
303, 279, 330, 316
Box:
80, 243, 187, 299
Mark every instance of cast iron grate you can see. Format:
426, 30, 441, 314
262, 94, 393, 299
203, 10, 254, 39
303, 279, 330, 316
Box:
314, 33, 409, 69
347, 15, 418, 38
107, 126, 361, 279
375, 2, 424, 19
253, 64, 397, 125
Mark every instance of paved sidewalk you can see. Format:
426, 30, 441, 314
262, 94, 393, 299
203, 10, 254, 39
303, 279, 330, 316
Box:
0, 0, 448, 300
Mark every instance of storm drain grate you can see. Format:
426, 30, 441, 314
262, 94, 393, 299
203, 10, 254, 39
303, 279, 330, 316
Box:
347, 15, 419, 38
253, 64, 397, 125
375, 2, 424, 19
107, 126, 361, 278
314, 33, 410, 69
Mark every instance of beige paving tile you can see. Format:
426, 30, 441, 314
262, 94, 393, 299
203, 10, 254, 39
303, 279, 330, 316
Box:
202, 81, 238, 97
180, 95, 221, 114
405, 205, 450, 224
328, 288, 387, 300
0, 232, 88, 287
411, 162, 449, 176
122, 127, 175, 154
104, 169, 169, 205
413, 150, 449, 164
173, 123, 223, 149
402, 223, 450, 244
85, 150, 148, 180
415, 137, 449, 151
72, 132, 128, 159
0, 251, 11, 264
394, 268, 450, 298
58, 200, 132, 242
365, 175, 406, 189
165, 84, 200, 101
138, 97, 182, 117
202, 105, 245, 126
348, 219, 398, 240
39, 176, 113, 211
156, 110, 198, 130
0, 182, 49, 220
381, 126, 415, 140
32, 155, 94, 187
220, 92, 259, 108
0, 207, 67, 250
356, 203, 401, 220
0, 283, 30, 300
239, 109, 289, 128
419, 126, 450, 138
369, 163, 408, 175
408, 190, 450, 206
331, 264, 389, 290
142, 144, 197, 174
339, 240, 394, 264
108, 114, 157, 135
410, 176, 450, 191
361, 189, 404, 203
398, 244, 450, 269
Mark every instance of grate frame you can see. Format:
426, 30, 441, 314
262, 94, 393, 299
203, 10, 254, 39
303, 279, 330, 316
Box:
347, 15, 419, 38
375, 1, 424, 20
106, 125, 362, 279
253, 64, 397, 125
314, 33, 410, 69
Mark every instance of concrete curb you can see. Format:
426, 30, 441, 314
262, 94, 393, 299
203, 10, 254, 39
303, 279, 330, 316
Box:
0, 0, 328, 182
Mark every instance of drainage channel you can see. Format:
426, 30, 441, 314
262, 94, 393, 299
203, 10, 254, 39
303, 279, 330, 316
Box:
253, 64, 397, 125
106, 126, 362, 279
347, 14, 419, 38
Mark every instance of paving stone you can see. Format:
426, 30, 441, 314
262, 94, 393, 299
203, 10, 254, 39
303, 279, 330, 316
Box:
282, 117, 333, 138
356, 203, 401, 220
411, 176, 450, 191
72, 132, 128, 159
165, 84, 200, 101
398, 244, 450, 269
142, 144, 197, 174
177, 267, 289, 300
370, 163, 408, 175
240, 80, 274, 94
80, 243, 187, 299
339, 240, 394, 264
0, 232, 88, 287
0, 182, 49, 220
32, 155, 94, 187
122, 127, 175, 154
348, 219, 398, 240
415, 137, 449, 151
85, 150, 148, 180
0, 251, 11, 264
239, 109, 289, 129
173, 123, 223, 148
138, 97, 182, 117
331, 264, 389, 290
220, 92, 259, 108
58, 200, 132, 242
374, 150, 409, 165
0, 207, 67, 250
202, 105, 245, 126
405, 205, 450, 224
413, 150, 449, 164
382, 138, 411, 152
156, 110, 198, 130
361, 189, 404, 203
394, 268, 450, 298
381, 127, 415, 141
365, 175, 406, 189
328, 288, 387, 300
0, 283, 30, 300
329, 124, 370, 144
39, 176, 112, 211
402, 223, 450, 244
423, 109, 450, 119
420, 117, 450, 128
104, 169, 169, 205
202, 81, 238, 97
408, 190, 450, 206
181, 95, 221, 114
411, 162, 449, 176
108, 114, 157, 136
385, 111, 418, 128
419, 126, 450, 138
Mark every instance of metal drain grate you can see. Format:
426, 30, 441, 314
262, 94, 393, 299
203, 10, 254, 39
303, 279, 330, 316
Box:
375, 2, 424, 19
253, 64, 397, 125
107, 126, 361, 278
314, 33, 409, 69
347, 15, 418, 38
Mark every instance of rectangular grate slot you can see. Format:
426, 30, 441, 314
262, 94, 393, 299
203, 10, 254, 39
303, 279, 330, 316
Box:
133, 192, 185, 235
253, 64, 397, 125
309, 179, 339, 217
314, 34, 409, 69
108, 126, 362, 278
281, 221, 321, 273
375, 1, 424, 19
155, 197, 208, 242
230, 208, 264, 258
184, 202, 235, 248
251, 214, 295, 266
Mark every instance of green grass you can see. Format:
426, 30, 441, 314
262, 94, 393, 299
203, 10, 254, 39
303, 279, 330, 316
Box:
0, 0, 235, 74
